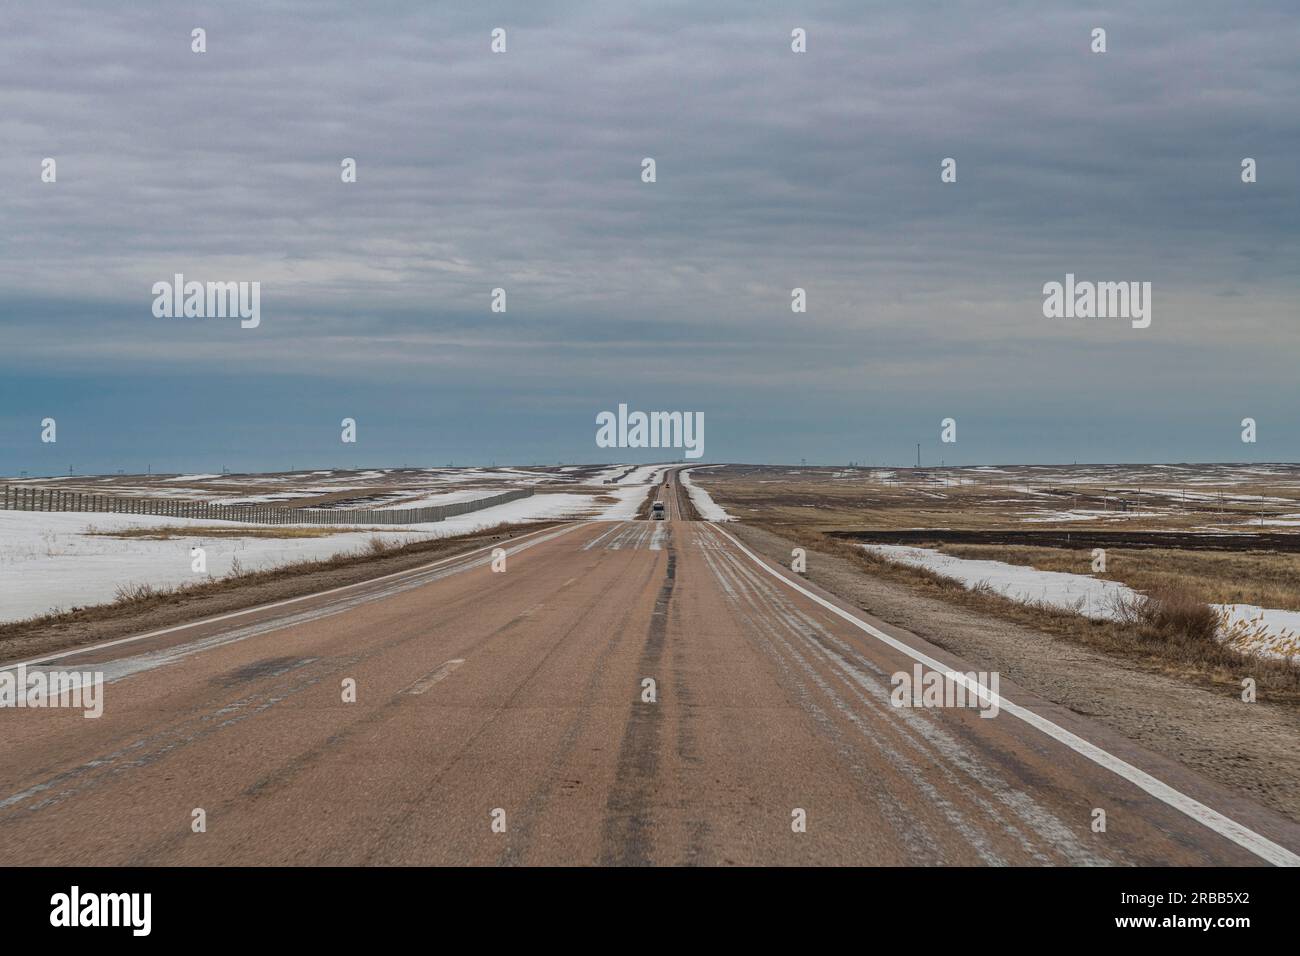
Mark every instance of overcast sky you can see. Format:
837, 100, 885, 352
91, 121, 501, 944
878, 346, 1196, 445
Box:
1, 1, 1297, 475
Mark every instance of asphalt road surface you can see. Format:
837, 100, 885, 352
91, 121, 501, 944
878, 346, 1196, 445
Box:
3, 474, 1299, 866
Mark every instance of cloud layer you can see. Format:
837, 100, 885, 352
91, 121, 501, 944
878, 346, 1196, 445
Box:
1, 1, 1297, 471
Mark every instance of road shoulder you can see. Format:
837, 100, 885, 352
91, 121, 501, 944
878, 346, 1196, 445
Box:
726, 521, 1300, 825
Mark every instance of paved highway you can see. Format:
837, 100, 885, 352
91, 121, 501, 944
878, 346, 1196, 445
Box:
2, 472, 1298, 865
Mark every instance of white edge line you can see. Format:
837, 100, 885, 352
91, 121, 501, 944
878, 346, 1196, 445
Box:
2, 521, 588, 672
710, 523, 1300, 867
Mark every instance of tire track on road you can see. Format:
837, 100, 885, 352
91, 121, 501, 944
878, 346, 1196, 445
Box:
600, 536, 677, 865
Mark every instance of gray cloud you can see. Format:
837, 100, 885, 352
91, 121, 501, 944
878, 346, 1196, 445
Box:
1, 1, 1297, 469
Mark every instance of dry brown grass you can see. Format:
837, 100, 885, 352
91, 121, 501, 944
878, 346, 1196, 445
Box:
696, 464, 1300, 535
111, 581, 162, 605
1111, 584, 1219, 645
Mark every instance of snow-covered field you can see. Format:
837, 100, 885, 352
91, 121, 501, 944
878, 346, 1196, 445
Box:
618, 464, 673, 485
374, 489, 505, 510
0, 467, 671, 621
599, 484, 663, 519
863, 544, 1300, 662
681, 467, 733, 521
9, 463, 675, 508
0, 510, 449, 622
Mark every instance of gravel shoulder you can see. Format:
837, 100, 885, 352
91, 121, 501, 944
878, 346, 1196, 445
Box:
728, 521, 1300, 825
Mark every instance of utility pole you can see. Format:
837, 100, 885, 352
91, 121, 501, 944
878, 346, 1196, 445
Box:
916, 444, 921, 469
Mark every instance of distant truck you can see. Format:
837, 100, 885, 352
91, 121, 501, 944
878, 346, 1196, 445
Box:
651, 501, 666, 520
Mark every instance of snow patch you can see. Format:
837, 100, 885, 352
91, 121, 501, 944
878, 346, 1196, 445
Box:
862, 544, 1300, 662
681, 467, 732, 521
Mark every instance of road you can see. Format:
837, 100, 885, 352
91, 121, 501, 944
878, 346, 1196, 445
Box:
2, 473, 1298, 866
